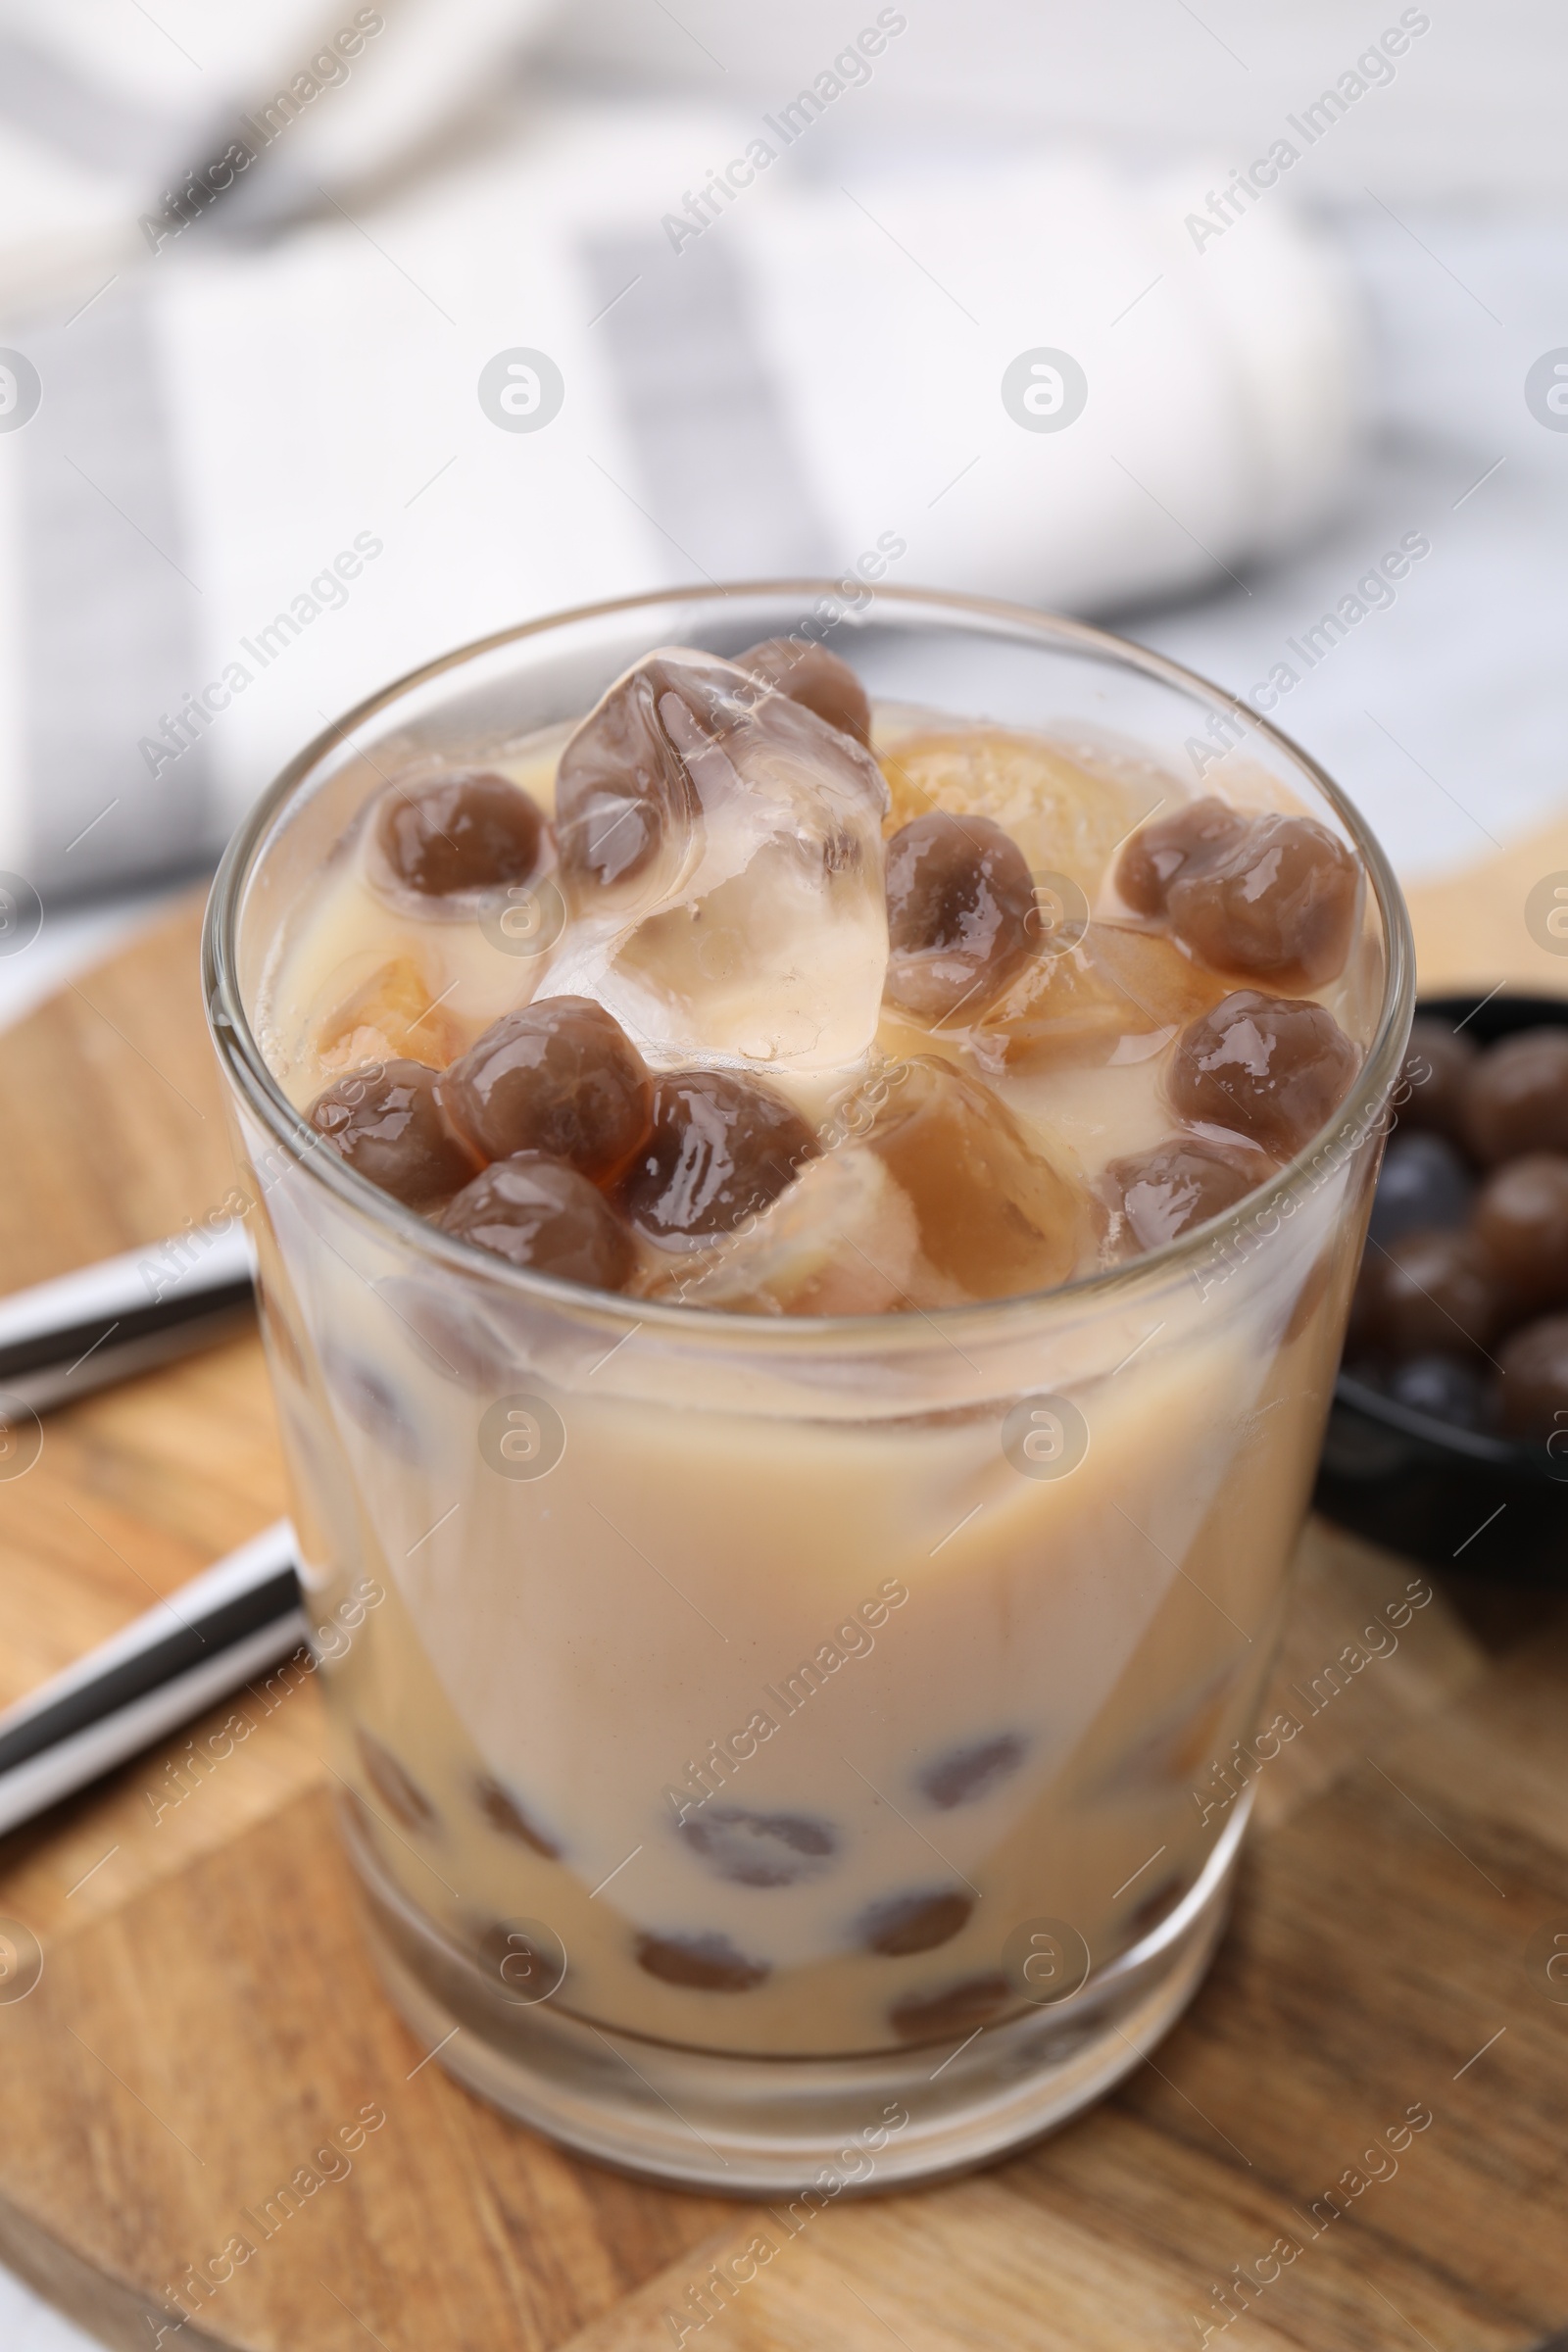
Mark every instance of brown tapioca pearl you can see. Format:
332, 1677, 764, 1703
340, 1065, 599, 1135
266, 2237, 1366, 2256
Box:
357, 1730, 439, 1835
883, 811, 1036, 1025
1463, 1029, 1568, 1164
918, 1732, 1026, 1811
1494, 1313, 1568, 1441
1473, 1154, 1568, 1305
374, 1278, 506, 1389
440, 1153, 637, 1292
616, 1069, 819, 1244
734, 637, 871, 745
555, 654, 706, 892
679, 1806, 839, 1888
1362, 1230, 1505, 1360
1166, 813, 1359, 989
888, 1974, 1011, 2044
635, 1933, 769, 1991
859, 1889, 973, 1957
1386, 1353, 1494, 1429
1103, 1137, 1269, 1253
439, 997, 653, 1181
1115, 798, 1247, 915
1367, 1132, 1475, 1249
475, 1776, 561, 1859
374, 770, 546, 897
309, 1058, 482, 1210
1171, 991, 1360, 1158
474, 1920, 567, 2005
1397, 1016, 1477, 1144
323, 1348, 419, 1449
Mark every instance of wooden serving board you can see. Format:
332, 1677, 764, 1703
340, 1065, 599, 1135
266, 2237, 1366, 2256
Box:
0, 810, 1566, 2352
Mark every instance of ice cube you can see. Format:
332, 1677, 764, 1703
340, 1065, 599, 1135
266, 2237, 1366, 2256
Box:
957, 923, 1229, 1078
638, 1149, 946, 1315
547, 649, 890, 1076
639, 1057, 1095, 1312
864, 1057, 1097, 1300
306, 952, 466, 1088
879, 728, 1162, 895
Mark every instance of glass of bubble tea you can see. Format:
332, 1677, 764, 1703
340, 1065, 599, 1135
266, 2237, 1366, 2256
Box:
203, 582, 1412, 2193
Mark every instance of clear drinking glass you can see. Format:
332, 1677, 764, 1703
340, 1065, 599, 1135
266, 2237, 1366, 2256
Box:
203, 584, 1412, 2192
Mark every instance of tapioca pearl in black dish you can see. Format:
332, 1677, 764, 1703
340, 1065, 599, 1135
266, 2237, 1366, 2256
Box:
1367, 1131, 1475, 1249
678, 1805, 839, 1888
474, 1775, 562, 1859
357, 1730, 440, 1835
917, 1732, 1027, 1811
1462, 1027, 1568, 1164
1360, 1230, 1506, 1359
1396, 1015, 1477, 1144
1495, 1313, 1568, 1442
888, 1974, 1012, 2044
1473, 1153, 1568, 1307
858, 1888, 973, 1957
635, 1932, 770, 1991
1383, 1353, 1495, 1432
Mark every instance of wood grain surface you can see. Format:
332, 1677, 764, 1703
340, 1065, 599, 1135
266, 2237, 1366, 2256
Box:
0, 825, 1563, 2352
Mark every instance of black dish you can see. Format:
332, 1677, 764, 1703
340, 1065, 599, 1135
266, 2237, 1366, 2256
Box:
1312, 993, 1568, 1585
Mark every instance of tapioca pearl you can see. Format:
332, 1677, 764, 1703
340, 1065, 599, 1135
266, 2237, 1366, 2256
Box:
1462, 1029, 1568, 1163
616, 1069, 819, 1243
734, 637, 871, 746
1385, 1353, 1493, 1430
440, 1153, 637, 1292
475, 1919, 568, 2005
323, 1348, 419, 1451
1473, 1154, 1568, 1304
1116, 798, 1247, 915
1166, 814, 1359, 988
374, 769, 546, 897
375, 1278, 506, 1389
858, 1889, 973, 1957
1494, 1313, 1568, 1440
474, 1776, 562, 1859
1363, 1230, 1505, 1359
1398, 1016, 1477, 1144
635, 1932, 770, 1991
1368, 1132, 1475, 1250
888, 1974, 1011, 2044
917, 1732, 1027, 1811
678, 1806, 839, 1888
882, 811, 1037, 1023
1103, 1136, 1268, 1252
1170, 991, 1360, 1158
357, 1730, 439, 1835
438, 997, 654, 1181
309, 1058, 482, 1210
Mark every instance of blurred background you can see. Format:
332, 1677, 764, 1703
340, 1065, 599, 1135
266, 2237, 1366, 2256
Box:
0, 0, 1564, 1036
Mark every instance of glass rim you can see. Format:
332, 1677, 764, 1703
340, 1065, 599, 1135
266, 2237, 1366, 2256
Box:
202, 577, 1415, 1354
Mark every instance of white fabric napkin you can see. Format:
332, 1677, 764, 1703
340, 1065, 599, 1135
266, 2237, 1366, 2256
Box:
0, 107, 1359, 892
